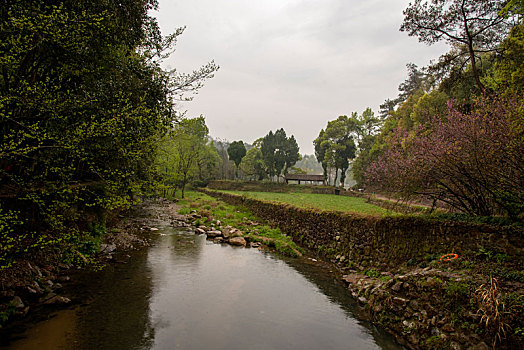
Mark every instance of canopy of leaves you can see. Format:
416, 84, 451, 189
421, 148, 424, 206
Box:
0, 0, 217, 267
240, 145, 267, 181
260, 129, 300, 181
227, 141, 247, 168
315, 109, 380, 187
156, 117, 218, 197
400, 0, 515, 90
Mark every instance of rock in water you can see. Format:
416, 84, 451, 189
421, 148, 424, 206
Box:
229, 237, 247, 246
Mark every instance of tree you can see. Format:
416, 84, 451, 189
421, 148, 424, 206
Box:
398, 63, 431, 101
367, 94, 524, 217
411, 90, 449, 125
401, 0, 515, 91
500, 0, 524, 17
240, 139, 267, 181
0, 0, 218, 267
227, 140, 246, 178
213, 139, 236, 180
491, 22, 524, 92
294, 154, 324, 174
157, 117, 214, 198
314, 116, 357, 187
260, 129, 300, 181
283, 135, 300, 176
193, 142, 220, 187
314, 130, 329, 183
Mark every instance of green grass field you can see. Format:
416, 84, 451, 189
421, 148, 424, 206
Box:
215, 190, 398, 216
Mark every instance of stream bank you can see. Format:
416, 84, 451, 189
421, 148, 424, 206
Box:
0, 199, 178, 342
2, 197, 402, 350
202, 189, 523, 350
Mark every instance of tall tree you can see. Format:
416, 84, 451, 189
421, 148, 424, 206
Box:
157, 117, 213, 198
314, 129, 329, 184
261, 129, 300, 181
398, 63, 431, 101
314, 116, 357, 187
240, 139, 267, 181
213, 139, 236, 180
227, 140, 246, 178
401, 0, 515, 91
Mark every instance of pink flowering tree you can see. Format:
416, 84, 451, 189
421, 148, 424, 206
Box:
366, 94, 524, 217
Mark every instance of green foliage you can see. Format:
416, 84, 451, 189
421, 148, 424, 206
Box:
445, 280, 472, 302
401, 0, 513, 91
314, 115, 357, 187
0, 0, 216, 268
491, 23, 524, 92
239, 145, 267, 181
227, 141, 247, 168
260, 129, 300, 181
156, 117, 219, 198
476, 247, 510, 263
424, 334, 449, 350
364, 269, 380, 278
315, 109, 382, 187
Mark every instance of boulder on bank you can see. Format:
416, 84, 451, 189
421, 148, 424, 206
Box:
206, 230, 223, 238
44, 295, 71, 305
229, 237, 247, 246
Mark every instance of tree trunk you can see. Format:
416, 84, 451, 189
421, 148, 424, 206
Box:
468, 44, 485, 91
340, 168, 346, 188
333, 168, 338, 187
462, 3, 485, 92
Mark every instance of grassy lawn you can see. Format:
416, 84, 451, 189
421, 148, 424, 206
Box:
213, 190, 398, 216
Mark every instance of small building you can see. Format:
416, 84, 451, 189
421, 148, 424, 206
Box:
284, 174, 325, 185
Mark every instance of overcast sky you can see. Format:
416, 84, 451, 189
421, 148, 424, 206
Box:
153, 0, 448, 154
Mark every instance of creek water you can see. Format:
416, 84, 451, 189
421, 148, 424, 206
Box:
4, 224, 402, 350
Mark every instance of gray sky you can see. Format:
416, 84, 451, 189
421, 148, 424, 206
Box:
153, 0, 448, 154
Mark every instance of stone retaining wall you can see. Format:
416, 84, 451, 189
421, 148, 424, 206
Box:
202, 189, 523, 269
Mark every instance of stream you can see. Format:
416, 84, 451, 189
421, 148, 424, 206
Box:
4, 221, 403, 349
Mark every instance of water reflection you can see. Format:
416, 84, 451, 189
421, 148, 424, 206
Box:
281, 257, 402, 350
4, 225, 402, 350
72, 248, 155, 350
145, 226, 403, 350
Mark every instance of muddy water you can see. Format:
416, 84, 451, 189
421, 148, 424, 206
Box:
4, 224, 402, 350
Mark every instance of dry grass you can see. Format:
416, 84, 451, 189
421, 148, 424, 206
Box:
474, 276, 510, 348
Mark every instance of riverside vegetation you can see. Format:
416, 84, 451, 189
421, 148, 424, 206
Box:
202, 183, 523, 350
176, 190, 303, 258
